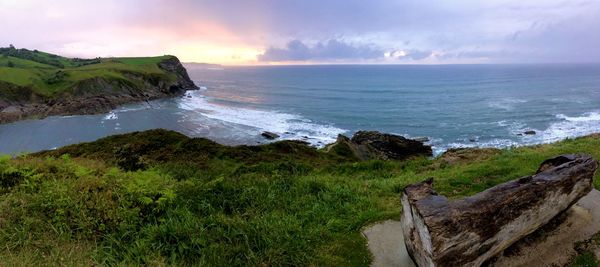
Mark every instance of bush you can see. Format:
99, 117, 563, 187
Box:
44, 70, 68, 84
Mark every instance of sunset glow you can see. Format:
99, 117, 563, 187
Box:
1, 0, 599, 64
171, 44, 263, 65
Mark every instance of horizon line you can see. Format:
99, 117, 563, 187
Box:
183, 61, 600, 67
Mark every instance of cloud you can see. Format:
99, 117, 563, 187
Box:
506, 11, 600, 63
1, 0, 599, 63
385, 49, 433, 60
258, 39, 384, 62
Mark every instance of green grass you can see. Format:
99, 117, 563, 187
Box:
0, 47, 176, 100
571, 252, 599, 267
0, 67, 41, 86
116, 56, 172, 66
1, 130, 600, 266
571, 233, 600, 266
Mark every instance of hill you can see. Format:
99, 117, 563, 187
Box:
0, 129, 599, 265
0, 46, 197, 123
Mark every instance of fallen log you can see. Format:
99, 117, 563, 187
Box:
401, 154, 598, 267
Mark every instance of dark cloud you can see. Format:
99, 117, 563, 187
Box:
258, 39, 384, 62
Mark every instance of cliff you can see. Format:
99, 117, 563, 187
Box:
0, 47, 197, 123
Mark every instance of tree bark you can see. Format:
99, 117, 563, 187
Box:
401, 154, 598, 267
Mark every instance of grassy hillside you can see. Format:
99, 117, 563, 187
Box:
1, 130, 599, 266
0, 46, 176, 100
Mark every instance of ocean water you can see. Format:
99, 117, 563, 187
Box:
1, 64, 600, 155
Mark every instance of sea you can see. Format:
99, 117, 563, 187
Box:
2, 64, 600, 155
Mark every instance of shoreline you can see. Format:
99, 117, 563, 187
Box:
10, 122, 599, 160
0, 55, 198, 124
1, 88, 600, 156
2, 101, 600, 157
0, 91, 191, 124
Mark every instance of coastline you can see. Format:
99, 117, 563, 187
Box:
2, 98, 600, 157
0, 56, 198, 124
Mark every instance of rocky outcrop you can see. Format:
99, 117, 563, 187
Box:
158, 56, 198, 92
0, 56, 197, 124
326, 131, 432, 161
261, 131, 280, 140
401, 154, 598, 267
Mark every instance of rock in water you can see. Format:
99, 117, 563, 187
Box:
327, 131, 432, 161
414, 137, 430, 143
261, 131, 280, 140
401, 154, 598, 267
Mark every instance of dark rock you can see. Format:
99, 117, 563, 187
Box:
261, 131, 280, 140
414, 137, 430, 143
157, 56, 198, 91
401, 154, 598, 267
469, 138, 477, 142
524, 130, 536, 135
327, 131, 432, 161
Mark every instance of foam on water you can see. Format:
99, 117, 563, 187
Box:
497, 120, 528, 133
103, 112, 118, 120
488, 98, 527, 111
178, 91, 346, 146
536, 112, 600, 143
556, 112, 600, 122
431, 111, 600, 156
176, 88, 600, 154
431, 138, 520, 156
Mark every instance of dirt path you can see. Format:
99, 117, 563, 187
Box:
362, 220, 415, 267
492, 189, 600, 266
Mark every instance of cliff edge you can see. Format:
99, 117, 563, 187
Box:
0, 47, 198, 123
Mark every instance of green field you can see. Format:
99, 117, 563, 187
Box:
0, 129, 599, 266
0, 46, 176, 100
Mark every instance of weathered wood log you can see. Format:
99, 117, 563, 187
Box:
401, 154, 598, 267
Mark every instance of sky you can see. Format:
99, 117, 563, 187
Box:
1, 0, 599, 65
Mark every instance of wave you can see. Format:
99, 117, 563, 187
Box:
487, 98, 527, 111
535, 111, 600, 143
103, 112, 118, 120
496, 120, 527, 134
178, 91, 346, 146
439, 111, 600, 155
555, 112, 600, 122
431, 138, 520, 156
